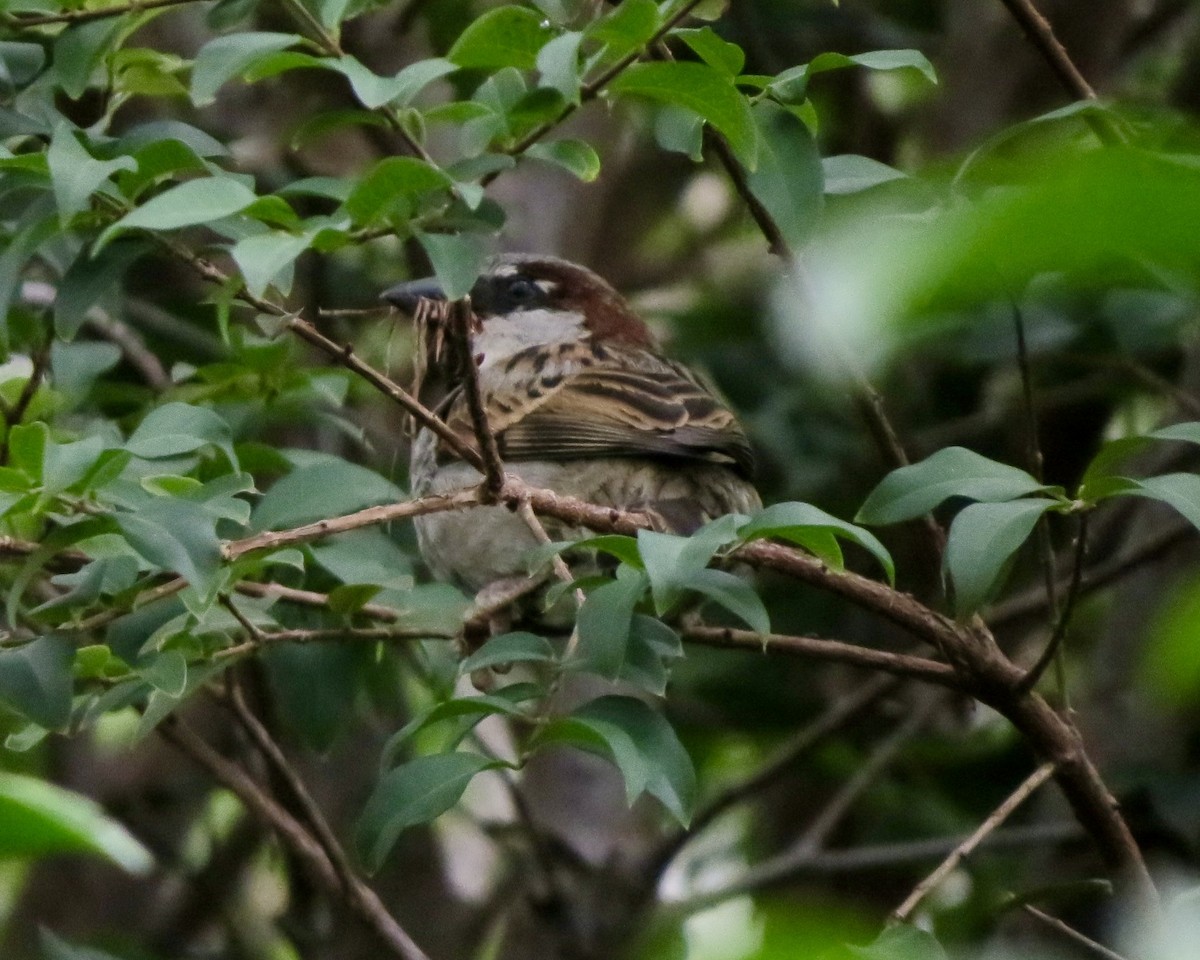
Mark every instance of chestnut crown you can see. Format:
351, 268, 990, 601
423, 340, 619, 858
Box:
382, 254, 655, 346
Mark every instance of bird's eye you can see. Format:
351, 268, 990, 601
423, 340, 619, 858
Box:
506, 277, 540, 303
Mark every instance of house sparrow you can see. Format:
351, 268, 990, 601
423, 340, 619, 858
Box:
382, 254, 761, 593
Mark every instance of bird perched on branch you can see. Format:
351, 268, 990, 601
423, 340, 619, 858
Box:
383, 253, 760, 594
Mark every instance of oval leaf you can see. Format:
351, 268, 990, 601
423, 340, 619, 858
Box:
944, 498, 1056, 616
857, 447, 1047, 526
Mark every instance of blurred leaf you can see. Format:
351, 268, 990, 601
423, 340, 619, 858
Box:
539, 695, 695, 823
53, 21, 121, 99
746, 100, 823, 250
849, 925, 950, 960
537, 30, 583, 103
525, 139, 600, 181
0, 635, 73, 730
460, 631, 555, 673
0, 772, 152, 871
0, 41, 46, 89
822, 154, 908, 195
449, 6, 555, 71
772, 49, 937, 103
944, 498, 1056, 615
41, 930, 128, 960
53, 241, 147, 339
382, 689, 536, 764
96, 177, 258, 251
741, 501, 894, 583
357, 752, 498, 872
610, 61, 757, 169
857, 447, 1049, 525
190, 31, 302, 105
263, 642, 363, 751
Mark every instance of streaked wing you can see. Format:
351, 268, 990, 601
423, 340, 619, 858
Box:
442, 343, 754, 477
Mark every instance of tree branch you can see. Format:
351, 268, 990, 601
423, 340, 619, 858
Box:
892, 761, 1057, 921
159, 717, 433, 960
6, 0, 203, 27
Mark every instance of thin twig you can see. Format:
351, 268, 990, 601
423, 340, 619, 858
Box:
1020, 512, 1088, 693
6, 0, 202, 27
789, 694, 942, 858
1022, 904, 1131, 960
681, 625, 960, 687
218, 625, 447, 660
224, 488, 480, 560
995, 0, 1096, 99
447, 298, 505, 499
666, 822, 1084, 916
650, 674, 902, 874
892, 761, 1057, 921
222, 677, 361, 896
159, 718, 433, 960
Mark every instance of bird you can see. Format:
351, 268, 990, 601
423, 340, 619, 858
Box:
382, 253, 761, 595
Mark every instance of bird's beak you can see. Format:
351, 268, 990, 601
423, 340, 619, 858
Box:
380, 277, 446, 315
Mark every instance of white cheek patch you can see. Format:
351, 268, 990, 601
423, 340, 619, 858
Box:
476, 309, 586, 369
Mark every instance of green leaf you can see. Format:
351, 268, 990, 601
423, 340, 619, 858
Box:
637, 515, 743, 614
43, 435, 106, 495
771, 48, 937, 103
587, 0, 659, 56
230, 229, 314, 298
328, 55, 457, 110
96, 177, 259, 251
47, 125, 137, 223
252, 458, 403, 530
125, 401, 236, 466
944, 498, 1056, 616
687, 568, 770, 634
54, 241, 147, 340
741, 501, 895, 583
381, 689, 536, 765
0, 635, 73, 730
114, 499, 222, 597
52, 21, 121, 99
674, 27, 744, 77
140, 649, 188, 697
344, 157, 451, 225
524, 138, 600, 181
610, 61, 758, 169
857, 447, 1048, 525
416, 229, 491, 300
262, 643, 361, 751
0, 41, 46, 89
849, 925, 950, 960
357, 752, 498, 872
459, 631, 555, 673
536, 30, 583, 103
1141, 574, 1200, 708
540, 695, 695, 824
746, 100, 823, 250
1118, 473, 1200, 532
575, 570, 649, 680
449, 6, 555, 71
41, 931, 128, 960
0, 771, 153, 872
190, 31, 302, 105
822, 154, 908, 195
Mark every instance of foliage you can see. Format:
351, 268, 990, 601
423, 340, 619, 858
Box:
1, 1, 1200, 959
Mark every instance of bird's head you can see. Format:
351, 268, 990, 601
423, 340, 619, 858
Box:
382, 254, 656, 358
